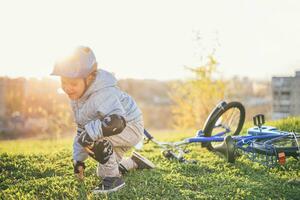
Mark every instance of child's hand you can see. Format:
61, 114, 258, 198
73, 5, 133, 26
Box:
75, 166, 84, 181
84, 146, 95, 155
73, 161, 85, 181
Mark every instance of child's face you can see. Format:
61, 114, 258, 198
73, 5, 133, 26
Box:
60, 77, 85, 100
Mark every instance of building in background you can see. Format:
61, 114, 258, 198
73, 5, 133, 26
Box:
272, 71, 300, 119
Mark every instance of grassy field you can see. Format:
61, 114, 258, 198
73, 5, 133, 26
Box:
0, 118, 300, 200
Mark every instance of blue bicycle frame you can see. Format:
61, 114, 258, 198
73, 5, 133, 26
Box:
144, 125, 287, 146
143, 124, 299, 166
185, 126, 286, 145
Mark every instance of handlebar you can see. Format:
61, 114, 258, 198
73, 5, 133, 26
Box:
143, 129, 196, 164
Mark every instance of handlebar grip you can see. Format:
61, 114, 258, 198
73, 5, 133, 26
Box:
143, 129, 154, 140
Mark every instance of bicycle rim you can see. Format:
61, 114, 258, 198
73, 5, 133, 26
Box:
203, 101, 245, 151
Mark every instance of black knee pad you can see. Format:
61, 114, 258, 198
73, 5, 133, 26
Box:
89, 139, 113, 164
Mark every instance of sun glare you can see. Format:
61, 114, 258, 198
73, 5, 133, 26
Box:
57, 88, 65, 94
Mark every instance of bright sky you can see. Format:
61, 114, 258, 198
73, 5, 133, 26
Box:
0, 0, 299, 80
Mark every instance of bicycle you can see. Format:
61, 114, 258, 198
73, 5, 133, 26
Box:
143, 101, 300, 167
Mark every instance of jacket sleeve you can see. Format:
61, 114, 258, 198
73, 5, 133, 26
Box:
73, 130, 89, 162
84, 88, 126, 141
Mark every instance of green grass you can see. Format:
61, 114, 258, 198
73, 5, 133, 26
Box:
0, 118, 300, 200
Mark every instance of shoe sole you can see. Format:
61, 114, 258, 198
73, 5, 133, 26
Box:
92, 182, 125, 194
132, 152, 155, 169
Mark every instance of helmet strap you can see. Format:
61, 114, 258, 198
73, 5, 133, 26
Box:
79, 69, 97, 99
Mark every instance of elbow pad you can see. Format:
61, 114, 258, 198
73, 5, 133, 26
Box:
102, 114, 126, 137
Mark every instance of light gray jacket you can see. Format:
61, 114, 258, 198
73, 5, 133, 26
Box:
71, 69, 142, 161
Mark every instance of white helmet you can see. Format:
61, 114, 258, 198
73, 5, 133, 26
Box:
51, 46, 97, 78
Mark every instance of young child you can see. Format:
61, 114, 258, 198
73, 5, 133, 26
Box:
51, 46, 155, 193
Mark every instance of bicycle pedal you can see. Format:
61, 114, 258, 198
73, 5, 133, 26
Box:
253, 114, 265, 127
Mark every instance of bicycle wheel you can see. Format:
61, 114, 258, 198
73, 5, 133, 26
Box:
203, 101, 246, 151
251, 135, 300, 157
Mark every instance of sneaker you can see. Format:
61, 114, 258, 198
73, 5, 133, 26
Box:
131, 151, 155, 169
92, 177, 125, 194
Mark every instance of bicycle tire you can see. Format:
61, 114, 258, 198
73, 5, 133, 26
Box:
203, 101, 246, 151
251, 136, 300, 157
